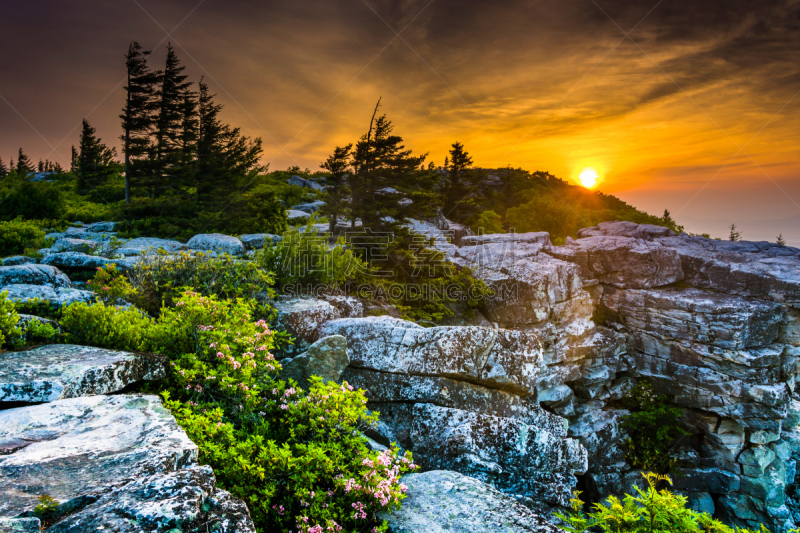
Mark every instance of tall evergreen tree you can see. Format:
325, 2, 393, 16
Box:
0, 157, 7, 180
443, 141, 475, 219
177, 92, 198, 190
76, 119, 120, 191
350, 111, 435, 234
16, 148, 33, 176
120, 41, 160, 203
70, 146, 79, 173
195, 80, 263, 208
320, 144, 352, 233
152, 43, 193, 196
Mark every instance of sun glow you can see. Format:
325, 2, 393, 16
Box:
579, 167, 598, 188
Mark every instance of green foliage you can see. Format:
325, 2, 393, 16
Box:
555, 473, 786, 533
0, 180, 65, 220
0, 218, 51, 257
12, 297, 62, 320
88, 264, 137, 305
620, 382, 688, 473
126, 251, 275, 314
0, 291, 22, 349
33, 494, 60, 519
255, 222, 369, 290
56, 291, 414, 532
471, 210, 504, 234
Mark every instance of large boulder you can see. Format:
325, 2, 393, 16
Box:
117, 237, 186, 256
279, 335, 349, 388
409, 404, 586, 508
0, 264, 71, 289
320, 316, 543, 395
239, 233, 282, 250
1, 284, 94, 307
50, 238, 99, 254
273, 298, 348, 354
0, 395, 197, 516
186, 233, 246, 256
287, 209, 311, 223
0, 345, 167, 404
1, 256, 36, 267
41, 251, 138, 272
0, 395, 255, 530
291, 200, 326, 214
383, 470, 560, 533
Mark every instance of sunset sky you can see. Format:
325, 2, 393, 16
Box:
1, 0, 799, 243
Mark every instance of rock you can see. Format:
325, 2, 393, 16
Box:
287, 209, 311, 222
1, 284, 94, 307
1, 256, 36, 267
409, 404, 586, 507
85, 221, 116, 232
0, 344, 167, 404
0, 264, 71, 289
557, 235, 684, 288
273, 298, 342, 353
463, 232, 552, 246
576, 221, 676, 240
291, 200, 326, 214
50, 238, 99, 254
0, 395, 197, 517
383, 470, 560, 533
279, 335, 349, 388
46, 464, 255, 533
321, 316, 544, 395
116, 237, 186, 256
186, 233, 246, 256
41, 252, 138, 272
0, 518, 40, 532
287, 175, 325, 190
239, 233, 282, 250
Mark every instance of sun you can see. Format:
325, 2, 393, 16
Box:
579, 167, 598, 188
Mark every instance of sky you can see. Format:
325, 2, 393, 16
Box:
1, 0, 799, 244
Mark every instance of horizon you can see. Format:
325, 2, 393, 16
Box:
1, 0, 798, 244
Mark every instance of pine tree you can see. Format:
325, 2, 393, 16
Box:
120, 41, 161, 203
37, 160, 44, 173
443, 141, 475, 219
70, 146, 79, 173
77, 119, 120, 191
350, 110, 435, 235
177, 92, 198, 191
320, 144, 353, 233
663, 209, 674, 225
0, 157, 7, 179
729, 224, 741, 242
776, 234, 786, 246
16, 148, 33, 176
195, 80, 263, 209
152, 43, 193, 196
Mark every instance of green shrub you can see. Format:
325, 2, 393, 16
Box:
556, 472, 783, 533
88, 264, 138, 305
126, 251, 275, 315
56, 291, 414, 532
620, 382, 688, 473
18, 317, 60, 346
0, 218, 51, 257
471, 210, 504, 234
0, 291, 22, 349
254, 222, 369, 289
0, 181, 65, 221
60, 301, 154, 351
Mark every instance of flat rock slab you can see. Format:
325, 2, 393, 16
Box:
186, 233, 246, 256
0, 344, 167, 403
0, 265, 71, 289
2, 285, 94, 307
0, 394, 198, 517
383, 470, 560, 533
0, 518, 40, 532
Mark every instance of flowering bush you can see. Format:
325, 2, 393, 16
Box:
88, 264, 137, 305
0, 291, 22, 349
56, 291, 415, 532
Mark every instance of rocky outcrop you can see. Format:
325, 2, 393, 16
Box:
116, 237, 186, 256
0, 345, 166, 404
273, 296, 363, 355
279, 335, 349, 387
50, 238, 99, 254
1, 285, 94, 307
383, 470, 560, 533
41, 252, 138, 272
186, 233, 246, 256
1, 257, 37, 267
239, 233, 281, 250
0, 394, 254, 531
323, 316, 587, 509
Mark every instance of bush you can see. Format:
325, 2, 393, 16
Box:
255, 222, 369, 290
88, 264, 137, 305
0, 181, 64, 220
56, 292, 415, 532
620, 382, 688, 473
0, 218, 51, 257
0, 291, 22, 349
556, 472, 784, 533
126, 251, 276, 315
471, 210, 504, 234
